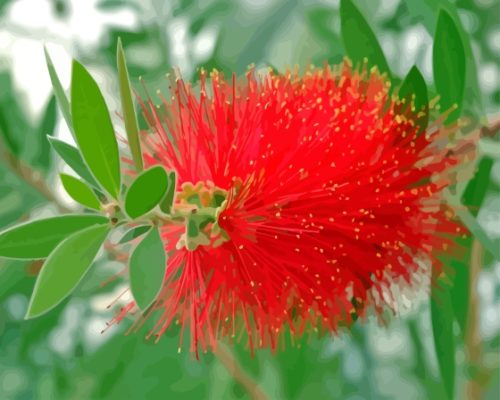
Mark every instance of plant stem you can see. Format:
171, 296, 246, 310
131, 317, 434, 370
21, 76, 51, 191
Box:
214, 344, 269, 400
464, 239, 484, 399
0, 139, 70, 213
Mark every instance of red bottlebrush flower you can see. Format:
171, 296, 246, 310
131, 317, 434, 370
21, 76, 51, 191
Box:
112, 61, 464, 354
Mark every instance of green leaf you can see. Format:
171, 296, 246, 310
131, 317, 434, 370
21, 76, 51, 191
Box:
32, 95, 57, 172
461, 157, 494, 217
129, 226, 166, 311
403, 0, 485, 121
0, 73, 28, 156
71, 60, 121, 199
0, 105, 20, 155
48, 136, 99, 189
124, 166, 168, 219
117, 38, 143, 172
159, 170, 177, 214
44, 47, 73, 136
25, 224, 110, 318
399, 66, 429, 134
187, 216, 199, 238
0, 214, 108, 259
431, 280, 456, 400
449, 237, 471, 337
60, 173, 101, 210
119, 225, 150, 244
433, 9, 466, 123
340, 0, 391, 78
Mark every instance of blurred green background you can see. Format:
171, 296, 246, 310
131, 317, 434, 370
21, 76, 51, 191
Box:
0, 0, 499, 399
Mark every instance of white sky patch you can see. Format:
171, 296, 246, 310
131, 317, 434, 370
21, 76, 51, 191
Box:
193, 25, 218, 62
168, 17, 190, 76
0, 0, 137, 117
488, 28, 500, 53
84, 316, 117, 352
375, 0, 400, 21
479, 62, 499, 94
397, 26, 433, 83
478, 196, 500, 238
90, 283, 132, 312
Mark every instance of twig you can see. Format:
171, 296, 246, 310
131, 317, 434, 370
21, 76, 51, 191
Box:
0, 139, 70, 212
479, 118, 500, 138
464, 239, 484, 400
214, 344, 269, 400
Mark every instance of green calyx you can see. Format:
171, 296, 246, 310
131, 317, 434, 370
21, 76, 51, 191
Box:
119, 179, 230, 252
173, 182, 230, 251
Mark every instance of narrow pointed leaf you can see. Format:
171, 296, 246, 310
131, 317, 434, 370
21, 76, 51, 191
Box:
71, 60, 121, 199
461, 157, 494, 217
431, 281, 456, 400
48, 136, 99, 189
117, 38, 143, 172
26, 224, 110, 318
129, 226, 166, 311
30, 95, 56, 172
403, 1, 484, 120
44, 47, 73, 135
449, 238, 471, 337
432, 13, 467, 373
159, 170, 177, 214
433, 10, 466, 123
0, 214, 108, 259
340, 0, 391, 78
119, 225, 151, 244
60, 173, 101, 210
0, 73, 27, 155
399, 65, 429, 134
0, 106, 19, 155
125, 166, 168, 219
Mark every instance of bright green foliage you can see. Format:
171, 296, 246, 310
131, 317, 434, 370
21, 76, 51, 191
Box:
71, 60, 121, 199
117, 38, 143, 172
431, 283, 456, 400
129, 226, 166, 311
433, 10, 466, 122
462, 157, 494, 217
48, 137, 99, 189
44, 47, 73, 135
403, 0, 485, 120
0, 214, 108, 259
25, 224, 110, 318
448, 239, 471, 338
159, 170, 177, 214
340, 0, 391, 78
30, 95, 56, 173
124, 166, 168, 219
399, 65, 429, 134
119, 225, 150, 244
60, 173, 101, 210
430, 11, 466, 396
0, 73, 55, 172
187, 216, 199, 238
0, 73, 29, 156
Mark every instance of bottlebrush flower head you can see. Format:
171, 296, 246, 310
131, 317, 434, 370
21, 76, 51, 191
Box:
111, 60, 465, 355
